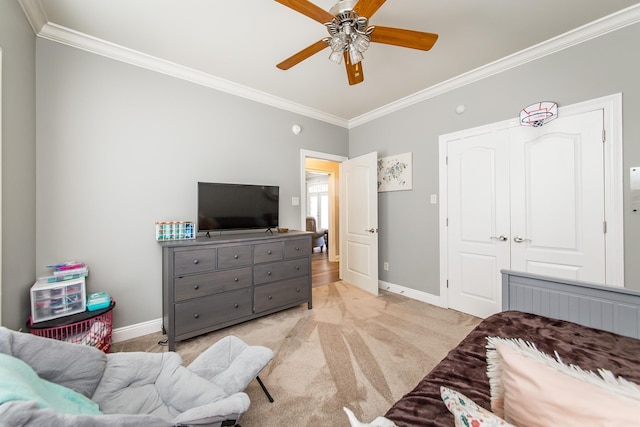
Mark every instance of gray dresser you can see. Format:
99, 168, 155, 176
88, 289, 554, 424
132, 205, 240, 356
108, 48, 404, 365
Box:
160, 231, 312, 350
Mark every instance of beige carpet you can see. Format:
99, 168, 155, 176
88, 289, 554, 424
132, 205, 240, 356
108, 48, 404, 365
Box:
112, 281, 481, 426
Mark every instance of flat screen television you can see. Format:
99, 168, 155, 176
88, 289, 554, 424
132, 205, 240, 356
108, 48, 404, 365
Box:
197, 182, 279, 232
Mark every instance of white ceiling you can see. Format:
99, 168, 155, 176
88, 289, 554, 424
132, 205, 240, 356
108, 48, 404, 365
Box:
20, 0, 640, 127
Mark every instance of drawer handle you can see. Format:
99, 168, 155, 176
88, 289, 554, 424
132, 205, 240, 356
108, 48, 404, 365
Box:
267, 271, 272, 276
234, 303, 239, 308
295, 266, 300, 270
193, 285, 199, 290
267, 250, 272, 255
268, 295, 272, 300
296, 288, 300, 292
234, 277, 239, 282
295, 247, 300, 251
193, 259, 199, 265
193, 313, 199, 319
234, 254, 239, 259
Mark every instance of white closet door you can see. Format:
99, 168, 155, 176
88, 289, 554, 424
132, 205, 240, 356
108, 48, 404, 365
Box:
446, 109, 606, 318
447, 130, 511, 317
509, 110, 605, 282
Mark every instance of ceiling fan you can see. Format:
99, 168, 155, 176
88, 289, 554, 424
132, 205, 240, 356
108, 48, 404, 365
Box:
275, 0, 438, 85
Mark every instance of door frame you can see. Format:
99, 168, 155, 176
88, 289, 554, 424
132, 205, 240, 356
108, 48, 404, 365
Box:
438, 93, 624, 309
300, 149, 348, 263
0, 48, 3, 324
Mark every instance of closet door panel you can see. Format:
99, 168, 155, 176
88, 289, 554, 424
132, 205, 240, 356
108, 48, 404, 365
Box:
509, 110, 605, 283
447, 130, 511, 318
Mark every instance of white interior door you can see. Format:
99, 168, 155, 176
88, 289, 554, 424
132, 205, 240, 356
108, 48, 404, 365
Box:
446, 109, 607, 318
340, 152, 379, 295
447, 130, 511, 317
509, 110, 605, 282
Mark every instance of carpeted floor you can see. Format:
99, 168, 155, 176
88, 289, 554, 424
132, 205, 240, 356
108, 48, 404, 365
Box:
112, 281, 481, 426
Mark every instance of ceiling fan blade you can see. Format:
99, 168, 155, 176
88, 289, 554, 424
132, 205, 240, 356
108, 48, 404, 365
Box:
344, 51, 364, 85
275, 0, 334, 24
370, 26, 438, 51
353, 0, 387, 19
277, 40, 328, 70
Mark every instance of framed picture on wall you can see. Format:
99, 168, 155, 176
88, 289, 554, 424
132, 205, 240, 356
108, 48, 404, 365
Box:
377, 152, 413, 192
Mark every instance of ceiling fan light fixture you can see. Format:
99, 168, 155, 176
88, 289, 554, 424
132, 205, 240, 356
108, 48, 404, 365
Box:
348, 44, 364, 64
329, 49, 344, 65
329, 33, 347, 52
352, 33, 370, 52
322, 3, 373, 67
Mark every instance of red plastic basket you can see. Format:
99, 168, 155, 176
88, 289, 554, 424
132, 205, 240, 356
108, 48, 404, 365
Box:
29, 307, 113, 353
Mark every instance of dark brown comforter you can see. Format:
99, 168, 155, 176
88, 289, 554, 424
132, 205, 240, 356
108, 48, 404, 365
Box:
384, 310, 640, 426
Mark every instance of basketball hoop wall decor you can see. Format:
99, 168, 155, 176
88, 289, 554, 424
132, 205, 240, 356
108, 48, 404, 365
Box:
520, 101, 558, 127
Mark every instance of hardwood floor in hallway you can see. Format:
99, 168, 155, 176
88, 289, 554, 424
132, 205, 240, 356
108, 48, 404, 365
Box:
311, 249, 340, 287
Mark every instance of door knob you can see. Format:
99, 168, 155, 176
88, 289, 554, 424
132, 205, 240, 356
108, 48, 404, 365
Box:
365, 228, 378, 233
513, 236, 531, 243
490, 235, 508, 241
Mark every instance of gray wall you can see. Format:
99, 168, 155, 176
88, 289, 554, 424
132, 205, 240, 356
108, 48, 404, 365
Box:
35, 39, 349, 329
0, 2, 37, 330
350, 22, 640, 295
5, 7, 639, 330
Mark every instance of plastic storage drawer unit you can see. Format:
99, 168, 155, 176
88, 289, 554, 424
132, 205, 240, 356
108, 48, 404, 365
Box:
30, 277, 86, 323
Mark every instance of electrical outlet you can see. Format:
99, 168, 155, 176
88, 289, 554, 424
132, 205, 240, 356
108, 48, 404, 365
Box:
383, 262, 389, 271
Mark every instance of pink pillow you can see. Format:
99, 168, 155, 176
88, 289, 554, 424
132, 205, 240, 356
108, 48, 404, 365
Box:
487, 337, 640, 427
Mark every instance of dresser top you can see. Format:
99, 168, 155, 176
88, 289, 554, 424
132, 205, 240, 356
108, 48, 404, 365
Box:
158, 229, 310, 248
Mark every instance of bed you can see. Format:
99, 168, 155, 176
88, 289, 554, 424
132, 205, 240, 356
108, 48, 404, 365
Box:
384, 270, 640, 426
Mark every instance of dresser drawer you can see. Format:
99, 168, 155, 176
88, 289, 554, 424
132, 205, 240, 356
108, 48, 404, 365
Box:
254, 242, 283, 264
218, 245, 253, 269
174, 267, 253, 302
253, 259, 309, 285
174, 248, 216, 275
175, 288, 252, 336
284, 238, 311, 258
254, 277, 310, 313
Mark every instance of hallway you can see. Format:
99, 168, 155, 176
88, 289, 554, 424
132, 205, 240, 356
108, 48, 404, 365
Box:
311, 250, 339, 287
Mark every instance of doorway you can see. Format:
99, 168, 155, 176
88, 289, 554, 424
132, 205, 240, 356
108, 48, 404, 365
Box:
305, 169, 339, 287
301, 150, 345, 261
301, 150, 346, 287
300, 150, 380, 295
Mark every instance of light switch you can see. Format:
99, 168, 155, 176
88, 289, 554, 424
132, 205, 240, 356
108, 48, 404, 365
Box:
292, 197, 300, 206
430, 194, 437, 204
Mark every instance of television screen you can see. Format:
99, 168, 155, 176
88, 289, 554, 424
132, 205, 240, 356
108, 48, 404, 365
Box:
197, 182, 279, 232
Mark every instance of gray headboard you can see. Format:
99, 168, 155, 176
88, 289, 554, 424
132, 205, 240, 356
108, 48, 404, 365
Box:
502, 270, 640, 339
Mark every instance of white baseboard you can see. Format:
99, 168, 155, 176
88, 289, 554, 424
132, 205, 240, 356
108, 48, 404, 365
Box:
112, 318, 163, 343
378, 280, 446, 308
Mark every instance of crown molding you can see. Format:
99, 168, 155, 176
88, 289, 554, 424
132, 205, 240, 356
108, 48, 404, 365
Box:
19, 0, 48, 34
349, 3, 640, 128
19, 0, 640, 129
23, 0, 348, 128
